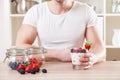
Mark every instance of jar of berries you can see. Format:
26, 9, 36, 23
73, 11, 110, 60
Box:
27, 47, 47, 62
4, 48, 29, 70
3, 47, 47, 74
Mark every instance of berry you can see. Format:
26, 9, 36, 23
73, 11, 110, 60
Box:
32, 58, 38, 63
9, 62, 18, 70
25, 65, 32, 73
17, 64, 25, 71
9, 62, 12, 67
35, 68, 40, 72
29, 58, 33, 63
32, 63, 39, 69
42, 69, 47, 73
71, 49, 77, 53
18, 68, 25, 74
81, 49, 86, 53
39, 60, 43, 65
30, 68, 36, 74
77, 48, 82, 52
85, 41, 92, 50
70, 49, 73, 53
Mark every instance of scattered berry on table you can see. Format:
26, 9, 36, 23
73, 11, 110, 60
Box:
18, 68, 25, 74
35, 68, 40, 72
25, 65, 32, 73
17, 64, 26, 71
30, 68, 36, 74
32, 63, 39, 69
42, 69, 47, 73
9, 62, 19, 70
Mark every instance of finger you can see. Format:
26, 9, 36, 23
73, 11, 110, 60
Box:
83, 54, 91, 58
83, 62, 93, 70
80, 62, 89, 66
80, 57, 90, 62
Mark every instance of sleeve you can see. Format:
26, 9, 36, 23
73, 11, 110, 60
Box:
86, 5, 98, 28
22, 5, 39, 27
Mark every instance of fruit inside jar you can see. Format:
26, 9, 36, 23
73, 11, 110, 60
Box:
27, 47, 47, 62
4, 48, 29, 70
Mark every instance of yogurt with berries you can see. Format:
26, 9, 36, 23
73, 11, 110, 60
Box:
70, 48, 86, 66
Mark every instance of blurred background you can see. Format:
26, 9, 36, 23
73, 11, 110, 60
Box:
0, 0, 120, 62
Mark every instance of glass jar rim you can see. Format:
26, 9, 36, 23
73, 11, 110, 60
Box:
6, 48, 28, 56
26, 47, 47, 54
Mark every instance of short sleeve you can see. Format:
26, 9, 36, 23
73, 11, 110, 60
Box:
86, 5, 98, 28
23, 5, 39, 27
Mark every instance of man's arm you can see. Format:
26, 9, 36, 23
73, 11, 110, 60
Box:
16, 24, 37, 48
16, 25, 71, 61
86, 26, 106, 64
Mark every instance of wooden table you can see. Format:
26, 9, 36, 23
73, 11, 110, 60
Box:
0, 61, 120, 80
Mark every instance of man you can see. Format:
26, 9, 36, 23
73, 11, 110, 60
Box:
16, 0, 106, 69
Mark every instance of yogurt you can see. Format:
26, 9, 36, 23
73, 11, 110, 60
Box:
70, 53, 84, 65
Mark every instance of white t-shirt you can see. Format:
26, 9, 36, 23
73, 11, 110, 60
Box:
23, 1, 98, 50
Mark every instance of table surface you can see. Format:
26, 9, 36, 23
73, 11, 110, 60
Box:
0, 61, 120, 80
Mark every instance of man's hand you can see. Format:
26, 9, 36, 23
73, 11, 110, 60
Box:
55, 49, 71, 62
79, 53, 94, 70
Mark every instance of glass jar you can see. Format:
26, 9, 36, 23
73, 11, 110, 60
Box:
4, 48, 29, 70
27, 47, 47, 62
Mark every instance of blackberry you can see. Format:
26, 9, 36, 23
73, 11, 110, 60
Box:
35, 68, 40, 72
70, 49, 73, 53
18, 69, 25, 74
81, 49, 86, 53
30, 68, 36, 74
42, 69, 47, 73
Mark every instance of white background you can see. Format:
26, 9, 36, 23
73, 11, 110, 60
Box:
0, 0, 11, 62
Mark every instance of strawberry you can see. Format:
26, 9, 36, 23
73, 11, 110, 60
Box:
32, 63, 39, 69
17, 64, 26, 71
85, 41, 92, 50
25, 65, 32, 73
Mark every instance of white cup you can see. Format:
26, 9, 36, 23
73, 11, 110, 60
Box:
70, 52, 84, 70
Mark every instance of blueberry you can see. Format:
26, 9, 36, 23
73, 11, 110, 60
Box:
17, 62, 21, 66
42, 69, 47, 73
30, 68, 36, 74
22, 62, 26, 64
18, 69, 25, 74
9, 62, 13, 68
81, 49, 86, 53
10, 62, 18, 70
16, 62, 20, 68
35, 68, 40, 72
